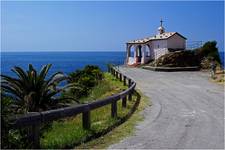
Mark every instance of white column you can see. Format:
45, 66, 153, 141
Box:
126, 44, 131, 64
134, 45, 139, 63
141, 45, 146, 64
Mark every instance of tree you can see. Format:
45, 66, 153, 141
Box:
1, 64, 67, 112
195, 41, 221, 64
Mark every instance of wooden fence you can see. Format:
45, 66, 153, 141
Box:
9, 65, 136, 148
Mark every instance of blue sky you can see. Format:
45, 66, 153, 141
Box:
1, 1, 224, 52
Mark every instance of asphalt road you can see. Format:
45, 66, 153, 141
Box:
109, 67, 224, 149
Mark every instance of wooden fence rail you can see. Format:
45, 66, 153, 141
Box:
9, 65, 136, 148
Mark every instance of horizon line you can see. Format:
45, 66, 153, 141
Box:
1, 50, 224, 53
1, 50, 125, 53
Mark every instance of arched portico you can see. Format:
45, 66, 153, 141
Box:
126, 43, 142, 65
126, 42, 153, 65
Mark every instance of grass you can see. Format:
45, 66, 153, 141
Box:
210, 69, 225, 85
76, 90, 150, 149
40, 73, 148, 149
79, 73, 127, 103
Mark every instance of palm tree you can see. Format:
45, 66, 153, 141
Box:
1, 64, 67, 112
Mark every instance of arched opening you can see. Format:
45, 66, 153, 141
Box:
130, 45, 135, 57
127, 44, 137, 65
135, 45, 142, 63
146, 44, 151, 57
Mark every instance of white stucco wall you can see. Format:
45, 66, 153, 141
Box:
167, 34, 186, 49
149, 40, 168, 59
151, 40, 168, 49
153, 48, 168, 59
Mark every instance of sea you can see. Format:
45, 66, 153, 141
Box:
1, 51, 126, 77
1, 51, 224, 77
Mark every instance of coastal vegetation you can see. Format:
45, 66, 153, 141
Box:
149, 50, 199, 67
1, 64, 67, 148
75, 89, 149, 149
195, 41, 221, 65
1, 64, 141, 149
210, 70, 225, 84
148, 41, 222, 69
62, 65, 104, 103
41, 73, 132, 148
1, 64, 66, 112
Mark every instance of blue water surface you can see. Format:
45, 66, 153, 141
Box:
1, 51, 126, 77
1, 51, 224, 77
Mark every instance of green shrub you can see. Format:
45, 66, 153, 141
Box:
149, 41, 221, 69
151, 50, 199, 67
66, 65, 104, 101
1, 95, 13, 149
1, 91, 32, 149
195, 41, 221, 64
40, 73, 131, 149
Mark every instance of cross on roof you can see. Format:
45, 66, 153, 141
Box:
160, 19, 163, 27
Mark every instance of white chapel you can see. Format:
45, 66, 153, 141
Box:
126, 20, 187, 66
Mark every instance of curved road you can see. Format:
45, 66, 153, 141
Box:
109, 67, 224, 149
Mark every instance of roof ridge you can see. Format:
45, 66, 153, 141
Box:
127, 32, 185, 44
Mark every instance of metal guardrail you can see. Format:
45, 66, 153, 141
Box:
9, 65, 136, 148
186, 41, 204, 50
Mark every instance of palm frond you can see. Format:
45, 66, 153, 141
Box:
1, 64, 66, 112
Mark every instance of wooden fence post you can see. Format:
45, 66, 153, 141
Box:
128, 91, 132, 101
31, 123, 40, 148
119, 73, 122, 81
111, 101, 117, 118
82, 110, 90, 129
108, 65, 110, 73
122, 96, 127, 108
116, 71, 118, 79
128, 79, 131, 87
123, 76, 126, 86
128, 79, 132, 101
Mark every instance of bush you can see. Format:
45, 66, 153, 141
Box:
194, 41, 221, 64
148, 41, 221, 69
151, 50, 199, 67
66, 65, 104, 101
1, 95, 13, 149
1, 92, 31, 149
